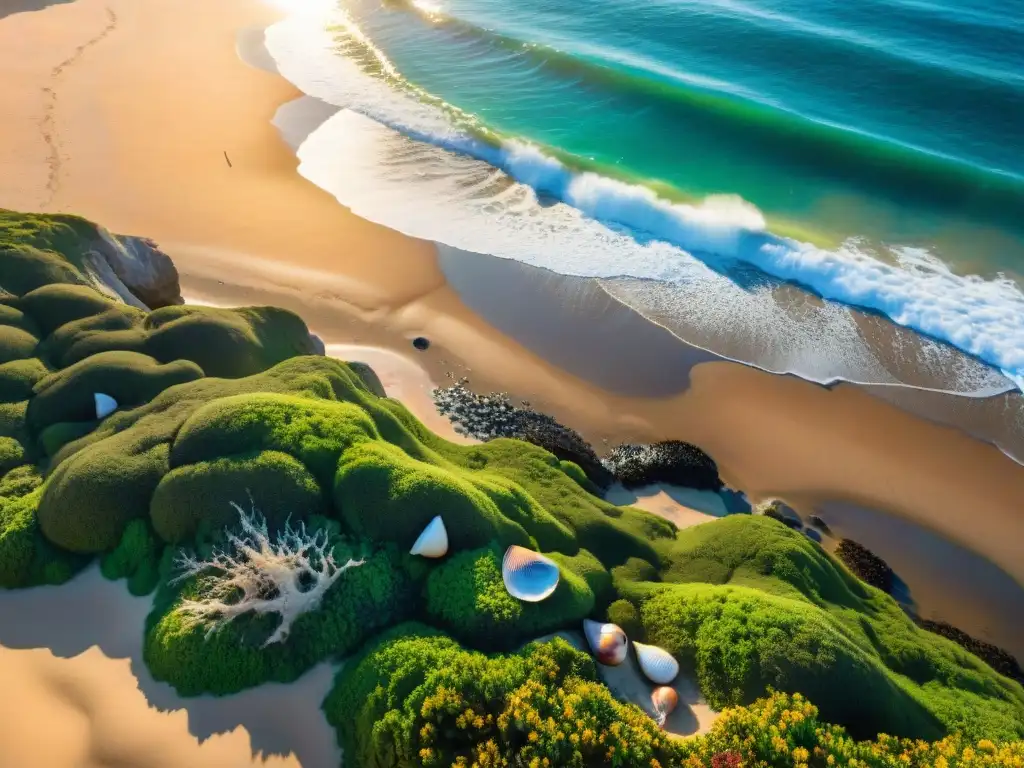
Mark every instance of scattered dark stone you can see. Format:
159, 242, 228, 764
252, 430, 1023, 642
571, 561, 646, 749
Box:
412, 336, 430, 351
808, 514, 832, 534
913, 617, 1024, 683
720, 488, 752, 514
431, 381, 614, 489
803, 528, 823, 543
836, 538, 894, 594
758, 500, 803, 530
605, 441, 722, 491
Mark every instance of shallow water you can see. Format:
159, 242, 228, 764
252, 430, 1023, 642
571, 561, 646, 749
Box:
263, 0, 1024, 394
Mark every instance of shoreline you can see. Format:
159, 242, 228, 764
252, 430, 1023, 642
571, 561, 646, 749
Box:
0, 1, 1023, 763
0, 0, 1018, 595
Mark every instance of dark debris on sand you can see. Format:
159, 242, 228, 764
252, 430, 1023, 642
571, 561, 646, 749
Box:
432, 381, 726, 494
432, 381, 615, 489
836, 538, 894, 594
913, 618, 1024, 684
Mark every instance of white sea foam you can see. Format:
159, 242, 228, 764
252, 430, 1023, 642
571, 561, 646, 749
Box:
263, 4, 1022, 394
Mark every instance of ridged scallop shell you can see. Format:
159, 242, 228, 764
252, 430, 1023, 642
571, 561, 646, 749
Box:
502, 545, 559, 602
582, 619, 628, 666
634, 641, 679, 684
410, 515, 448, 558
94, 393, 118, 420
651, 686, 679, 726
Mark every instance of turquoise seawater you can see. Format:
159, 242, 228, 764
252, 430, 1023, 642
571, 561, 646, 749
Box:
264, 0, 1024, 392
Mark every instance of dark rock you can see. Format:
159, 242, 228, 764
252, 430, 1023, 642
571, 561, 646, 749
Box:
308, 332, 326, 356
430, 381, 614, 490
757, 500, 803, 530
836, 539, 894, 593
605, 441, 722, 491
808, 514, 832, 534
412, 336, 430, 351
803, 528, 823, 543
347, 361, 387, 398
913, 617, 1023, 683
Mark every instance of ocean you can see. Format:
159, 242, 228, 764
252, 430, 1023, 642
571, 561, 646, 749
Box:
263, 0, 1024, 394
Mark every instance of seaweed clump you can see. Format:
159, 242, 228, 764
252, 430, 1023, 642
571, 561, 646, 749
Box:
606, 440, 722, 491
432, 381, 614, 488
835, 538, 894, 593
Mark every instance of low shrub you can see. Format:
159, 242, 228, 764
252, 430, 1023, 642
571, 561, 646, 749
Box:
323, 626, 685, 768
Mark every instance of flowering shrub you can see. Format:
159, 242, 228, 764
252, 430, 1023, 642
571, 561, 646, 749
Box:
682, 692, 1024, 768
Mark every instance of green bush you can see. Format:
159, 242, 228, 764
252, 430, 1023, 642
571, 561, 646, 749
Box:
424, 545, 604, 650
149, 449, 324, 543
323, 626, 682, 768
144, 537, 414, 695
101, 518, 163, 595
606, 599, 643, 640
682, 691, 1024, 768
634, 517, 1024, 742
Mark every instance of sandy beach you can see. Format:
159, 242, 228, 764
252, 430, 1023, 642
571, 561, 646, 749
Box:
1, 0, 1023, 764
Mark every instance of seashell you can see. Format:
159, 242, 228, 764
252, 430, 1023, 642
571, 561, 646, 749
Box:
582, 619, 628, 666
410, 515, 448, 558
94, 392, 118, 420
502, 545, 559, 602
651, 686, 679, 727
634, 641, 679, 685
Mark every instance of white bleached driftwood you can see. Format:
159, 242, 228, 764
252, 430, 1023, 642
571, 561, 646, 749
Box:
171, 502, 364, 646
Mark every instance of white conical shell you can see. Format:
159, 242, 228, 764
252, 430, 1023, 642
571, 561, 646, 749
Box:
583, 619, 628, 666
94, 392, 118, 420
634, 642, 679, 684
502, 545, 559, 602
410, 516, 448, 558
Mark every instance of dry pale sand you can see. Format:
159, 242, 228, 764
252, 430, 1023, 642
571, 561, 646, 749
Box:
0, 566, 342, 768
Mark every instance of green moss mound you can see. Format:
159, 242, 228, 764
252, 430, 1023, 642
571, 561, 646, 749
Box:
424, 545, 608, 650
150, 449, 324, 543
324, 625, 683, 768
632, 516, 1024, 742
145, 531, 414, 696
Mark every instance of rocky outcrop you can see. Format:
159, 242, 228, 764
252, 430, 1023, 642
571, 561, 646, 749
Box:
605, 441, 722, 491
83, 228, 183, 310
756, 499, 803, 530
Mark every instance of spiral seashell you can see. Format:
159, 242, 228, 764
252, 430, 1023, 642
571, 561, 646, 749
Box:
582, 619, 628, 666
634, 641, 679, 684
94, 392, 118, 420
410, 516, 448, 558
502, 545, 559, 602
651, 686, 679, 726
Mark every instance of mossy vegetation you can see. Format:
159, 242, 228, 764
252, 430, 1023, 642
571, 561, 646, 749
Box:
1, 210, 1022, 766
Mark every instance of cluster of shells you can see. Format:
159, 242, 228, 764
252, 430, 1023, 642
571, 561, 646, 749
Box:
407, 517, 681, 727
582, 619, 682, 726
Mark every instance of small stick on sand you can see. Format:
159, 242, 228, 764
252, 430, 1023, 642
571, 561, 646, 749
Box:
223, 150, 232, 168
